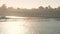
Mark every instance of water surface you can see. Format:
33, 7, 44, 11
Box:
0, 17, 60, 34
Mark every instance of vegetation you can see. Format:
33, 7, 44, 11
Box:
0, 4, 60, 18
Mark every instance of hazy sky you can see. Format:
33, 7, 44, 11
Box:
0, 0, 60, 9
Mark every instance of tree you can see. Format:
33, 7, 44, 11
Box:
1, 4, 7, 10
48, 5, 52, 9
38, 6, 44, 10
0, 4, 7, 16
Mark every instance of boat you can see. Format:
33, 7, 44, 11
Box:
0, 16, 7, 19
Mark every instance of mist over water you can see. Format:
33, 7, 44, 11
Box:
0, 16, 60, 34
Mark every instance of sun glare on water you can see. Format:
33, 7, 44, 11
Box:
0, 16, 29, 34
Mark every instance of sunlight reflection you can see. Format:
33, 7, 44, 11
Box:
1, 18, 28, 34
0, 16, 39, 34
6, 16, 26, 18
